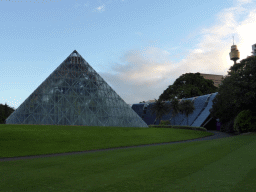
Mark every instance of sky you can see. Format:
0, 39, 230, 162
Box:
0, 0, 256, 109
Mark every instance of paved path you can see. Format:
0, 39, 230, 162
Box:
0, 131, 240, 162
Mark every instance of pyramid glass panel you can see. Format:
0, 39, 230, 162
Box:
6, 50, 148, 128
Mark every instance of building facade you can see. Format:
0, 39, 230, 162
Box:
198, 73, 224, 88
132, 92, 219, 130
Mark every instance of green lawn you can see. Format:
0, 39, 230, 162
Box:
0, 124, 213, 158
1, 124, 256, 191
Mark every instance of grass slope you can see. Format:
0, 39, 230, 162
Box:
0, 124, 213, 158
0, 131, 255, 191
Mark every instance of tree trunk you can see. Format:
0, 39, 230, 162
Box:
153, 118, 157, 125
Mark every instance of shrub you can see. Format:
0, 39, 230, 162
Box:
160, 120, 170, 125
221, 118, 237, 134
234, 110, 256, 133
148, 124, 207, 131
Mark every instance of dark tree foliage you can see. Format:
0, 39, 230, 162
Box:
0, 103, 15, 124
158, 73, 219, 101
168, 96, 181, 125
179, 99, 195, 126
209, 56, 256, 133
150, 99, 172, 125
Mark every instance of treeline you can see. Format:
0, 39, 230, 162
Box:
0, 103, 15, 124
209, 55, 256, 133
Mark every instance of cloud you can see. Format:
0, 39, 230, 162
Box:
237, 0, 253, 5
95, 4, 105, 12
100, 47, 179, 104
236, 9, 256, 57
100, 0, 256, 104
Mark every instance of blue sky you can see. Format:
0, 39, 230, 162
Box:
1, 0, 256, 109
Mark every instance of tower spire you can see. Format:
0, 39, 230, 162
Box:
229, 36, 240, 65
252, 43, 256, 56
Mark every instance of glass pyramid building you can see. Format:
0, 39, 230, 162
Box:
6, 50, 148, 128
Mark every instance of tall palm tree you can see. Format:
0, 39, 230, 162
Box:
169, 97, 181, 125
150, 99, 171, 125
179, 99, 195, 126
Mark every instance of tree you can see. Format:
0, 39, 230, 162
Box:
234, 109, 256, 133
168, 96, 181, 125
0, 103, 15, 124
0, 108, 4, 124
158, 73, 218, 101
150, 99, 171, 125
4, 103, 8, 119
178, 99, 195, 126
209, 56, 256, 133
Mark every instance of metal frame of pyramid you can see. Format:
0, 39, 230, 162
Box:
6, 50, 148, 128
